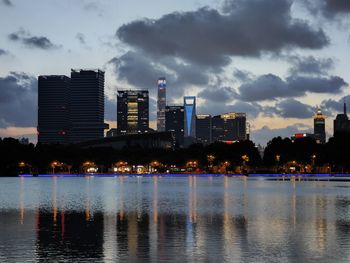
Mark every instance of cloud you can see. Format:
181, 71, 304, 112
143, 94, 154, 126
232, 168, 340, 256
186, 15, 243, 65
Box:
303, 0, 350, 18
0, 72, 37, 128
197, 86, 237, 103
237, 73, 347, 101
288, 56, 334, 75
108, 51, 210, 99
117, 0, 329, 68
0, 48, 10, 56
251, 124, 312, 145
1, 0, 12, 6
76, 33, 86, 45
321, 95, 350, 115
274, 98, 315, 119
9, 29, 61, 50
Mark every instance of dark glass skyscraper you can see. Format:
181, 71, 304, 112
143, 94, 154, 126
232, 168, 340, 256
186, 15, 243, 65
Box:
334, 102, 350, 135
157, 78, 166, 132
212, 112, 247, 142
314, 108, 326, 144
165, 106, 184, 146
196, 114, 212, 145
38, 75, 70, 144
117, 90, 149, 135
69, 69, 108, 143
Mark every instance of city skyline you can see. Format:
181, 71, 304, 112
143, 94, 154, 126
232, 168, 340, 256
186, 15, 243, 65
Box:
1, 0, 350, 145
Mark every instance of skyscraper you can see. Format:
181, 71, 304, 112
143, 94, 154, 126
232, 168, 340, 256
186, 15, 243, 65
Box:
117, 90, 149, 135
334, 102, 350, 135
69, 69, 108, 143
38, 75, 70, 144
212, 112, 247, 142
196, 114, 212, 145
184, 96, 196, 139
314, 108, 326, 144
157, 78, 166, 132
165, 105, 184, 146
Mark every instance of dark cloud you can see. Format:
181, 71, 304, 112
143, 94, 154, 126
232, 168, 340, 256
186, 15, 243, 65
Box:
108, 51, 210, 100
1, 0, 12, 6
304, 0, 350, 18
0, 72, 37, 128
237, 74, 347, 101
275, 98, 315, 119
0, 48, 9, 56
251, 124, 312, 146
117, 0, 329, 67
197, 86, 237, 103
76, 33, 86, 45
321, 95, 350, 115
9, 29, 61, 50
288, 56, 334, 75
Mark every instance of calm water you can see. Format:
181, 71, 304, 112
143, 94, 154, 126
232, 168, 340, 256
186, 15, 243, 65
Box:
0, 177, 349, 262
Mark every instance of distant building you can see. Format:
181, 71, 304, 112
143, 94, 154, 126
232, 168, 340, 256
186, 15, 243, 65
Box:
334, 102, 350, 135
117, 90, 149, 135
212, 112, 247, 142
19, 137, 29, 145
184, 96, 196, 145
69, 69, 108, 143
196, 114, 212, 145
165, 105, 184, 146
291, 133, 316, 141
78, 132, 173, 150
106, 128, 118, 137
314, 108, 326, 143
157, 78, 166, 132
38, 75, 70, 144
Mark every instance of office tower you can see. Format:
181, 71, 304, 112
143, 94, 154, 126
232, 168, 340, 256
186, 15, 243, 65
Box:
117, 90, 149, 135
184, 96, 196, 138
314, 108, 326, 144
38, 75, 70, 144
69, 69, 108, 143
157, 78, 166, 132
165, 106, 184, 146
212, 112, 247, 142
196, 114, 212, 145
334, 102, 350, 135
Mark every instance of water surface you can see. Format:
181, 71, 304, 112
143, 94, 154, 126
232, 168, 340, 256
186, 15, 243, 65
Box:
0, 177, 349, 262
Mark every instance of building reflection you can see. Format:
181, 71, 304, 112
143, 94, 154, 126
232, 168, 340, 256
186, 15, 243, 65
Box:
1, 177, 349, 262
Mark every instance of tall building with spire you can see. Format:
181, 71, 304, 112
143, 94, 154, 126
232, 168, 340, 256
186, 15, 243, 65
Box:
314, 107, 326, 144
157, 78, 166, 132
334, 101, 350, 135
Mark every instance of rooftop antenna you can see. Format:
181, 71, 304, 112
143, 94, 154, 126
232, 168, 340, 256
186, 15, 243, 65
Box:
344, 98, 347, 115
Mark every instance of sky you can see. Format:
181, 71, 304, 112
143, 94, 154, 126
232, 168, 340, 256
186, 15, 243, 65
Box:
0, 0, 350, 145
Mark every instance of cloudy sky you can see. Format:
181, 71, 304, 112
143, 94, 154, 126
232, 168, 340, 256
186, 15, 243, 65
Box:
0, 0, 350, 145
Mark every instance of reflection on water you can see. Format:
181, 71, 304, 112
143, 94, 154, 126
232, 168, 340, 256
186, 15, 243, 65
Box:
0, 177, 350, 262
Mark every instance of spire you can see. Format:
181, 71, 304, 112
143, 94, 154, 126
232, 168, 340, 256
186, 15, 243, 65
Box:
344, 99, 347, 115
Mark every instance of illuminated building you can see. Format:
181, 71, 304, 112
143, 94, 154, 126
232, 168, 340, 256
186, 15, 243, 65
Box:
196, 114, 212, 144
117, 90, 149, 135
212, 112, 247, 142
314, 108, 326, 144
157, 78, 166, 132
165, 105, 184, 146
38, 75, 70, 144
69, 69, 108, 143
334, 102, 350, 135
184, 96, 196, 143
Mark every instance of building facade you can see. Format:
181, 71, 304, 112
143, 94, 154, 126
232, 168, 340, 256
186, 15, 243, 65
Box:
165, 105, 184, 146
69, 69, 108, 143
117, 90, 149, 135
334, 102, 350, 135
196, 114, 212, 145
314, 108, 326, 143
184, 96, 196, 139
157, 78, 166, 132
38, 75, 70, 144
212, 112, 247, 142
